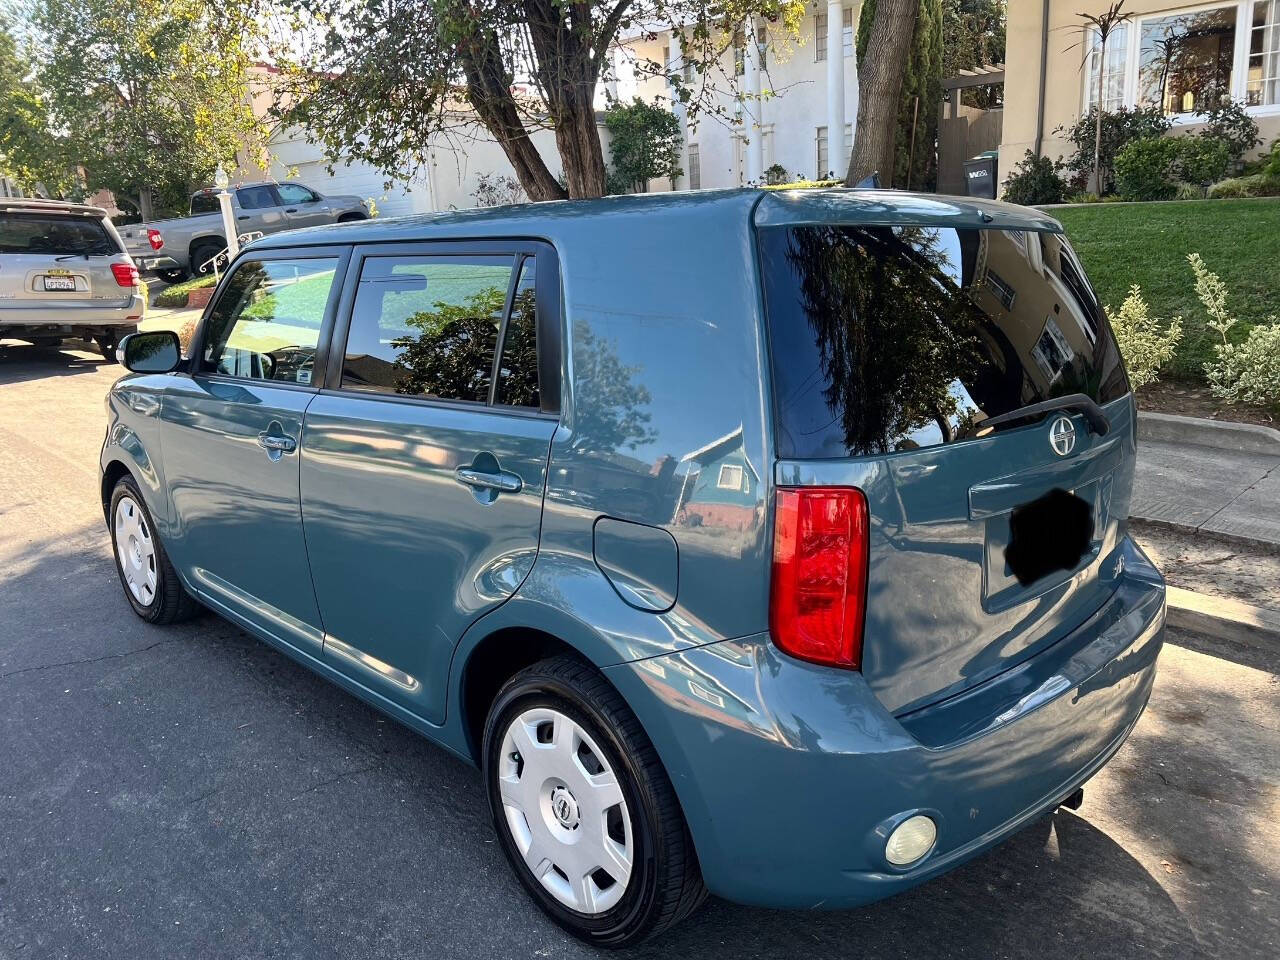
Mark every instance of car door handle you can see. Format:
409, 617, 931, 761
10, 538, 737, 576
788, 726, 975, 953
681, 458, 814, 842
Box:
237, 215, 250, 220
257, 433, 296, 453
454, 467, 522, 494
285, 208, 298, 213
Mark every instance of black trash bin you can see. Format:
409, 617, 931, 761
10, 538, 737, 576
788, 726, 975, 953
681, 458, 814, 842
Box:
963, 151, 998, 199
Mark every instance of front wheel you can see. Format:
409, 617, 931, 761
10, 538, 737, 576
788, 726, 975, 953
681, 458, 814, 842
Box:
155, 267, 187, 284
109, 476, 200, 623
483, 655, 706, 947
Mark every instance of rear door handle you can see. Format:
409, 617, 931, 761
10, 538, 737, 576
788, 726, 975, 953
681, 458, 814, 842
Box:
285, 207, 298, 213
257, 431, 297, 461
454, 467, 522, 494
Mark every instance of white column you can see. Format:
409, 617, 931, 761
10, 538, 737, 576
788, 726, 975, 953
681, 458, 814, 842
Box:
849, 2, 862, 140
825, 0, 845, 178
744, 23, 764, 183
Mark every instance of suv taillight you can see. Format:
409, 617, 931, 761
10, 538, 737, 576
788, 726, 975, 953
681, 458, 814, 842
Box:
146, 228, 163, 250
110, 262, 139, 287
770, 487, 869, 670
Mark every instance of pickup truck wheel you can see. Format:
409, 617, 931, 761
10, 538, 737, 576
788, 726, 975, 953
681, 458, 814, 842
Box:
190, 240, 224, 276
155, 267, 187, 283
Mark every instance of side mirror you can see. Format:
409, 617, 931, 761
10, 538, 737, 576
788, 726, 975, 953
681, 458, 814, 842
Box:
119, 330, 182, 373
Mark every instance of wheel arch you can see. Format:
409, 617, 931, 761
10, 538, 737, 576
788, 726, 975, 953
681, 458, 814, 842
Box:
100, 458, 134, 522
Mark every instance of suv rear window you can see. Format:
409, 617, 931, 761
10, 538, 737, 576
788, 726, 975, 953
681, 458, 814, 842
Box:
0, 212, 118, 256
760, 224, 1128, 459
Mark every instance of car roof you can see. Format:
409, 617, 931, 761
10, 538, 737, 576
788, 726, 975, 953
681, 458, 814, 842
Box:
0, 197, 109, 218
248, 187, 1062, 252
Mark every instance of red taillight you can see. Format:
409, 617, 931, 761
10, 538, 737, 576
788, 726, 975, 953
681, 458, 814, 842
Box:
110, 262, 139, 287
146, 228, 163, 250
770, 486, 869, 670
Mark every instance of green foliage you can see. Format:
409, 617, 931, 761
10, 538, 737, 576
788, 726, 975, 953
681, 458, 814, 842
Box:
1114, 137, 1181, 201
604, 98, 683, 194
32, 0, 269, 215
0, 17, 77, 195
1105, 285, 1182, 390
942, 0, 1006, 109
1055, 198, 1280, 380
1264, 139, 1280, 177
762, 178, 842, 190
1190, 253, 1280, 407
1056, 106, 1172, 194
764, 163, 788, 185
857, 0, 943, 189
1199, 99, 1261, 165
153, 273, 216, 308
471, 172, 526, 208
1175, 137, 1230, 190
1208, 173, 1280, 198
1001, 150, 1067, 206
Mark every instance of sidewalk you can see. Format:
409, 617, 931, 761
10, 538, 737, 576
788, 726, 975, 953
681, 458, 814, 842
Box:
1132, 413, 1280, 549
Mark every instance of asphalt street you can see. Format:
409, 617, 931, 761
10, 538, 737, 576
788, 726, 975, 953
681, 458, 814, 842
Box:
1, 341, 1277, 960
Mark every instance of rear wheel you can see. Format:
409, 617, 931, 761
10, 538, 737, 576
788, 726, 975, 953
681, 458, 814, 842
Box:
155, 267, 187, 284
109, 476, 200, 624
190, 240, 224, 276
95, 329, 130, 361
483, 655, 706, 947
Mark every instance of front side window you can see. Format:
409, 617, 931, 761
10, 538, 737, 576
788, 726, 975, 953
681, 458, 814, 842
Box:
760, 225, 1127, 458
1250, 0, 1280, 106
202, 258, 338, 384
1085, 24, 1129, 111
277, 184, 320, 205
236, 185, 278, 210
1138, 7, 1238, 114
341, 255, 512, 403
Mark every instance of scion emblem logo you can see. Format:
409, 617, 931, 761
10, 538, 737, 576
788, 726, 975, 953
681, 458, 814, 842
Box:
1049, 416, 1077, 457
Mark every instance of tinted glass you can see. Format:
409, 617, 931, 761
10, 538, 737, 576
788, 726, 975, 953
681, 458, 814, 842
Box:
342, 255, 512, 402
236, 186, 278, 210
277, 184, 319, 204
496, 256, 538, 408
202, 258, 338, 384
761, 225, 1128, 458
0, 213, 117, 255
190, 192, 220, 215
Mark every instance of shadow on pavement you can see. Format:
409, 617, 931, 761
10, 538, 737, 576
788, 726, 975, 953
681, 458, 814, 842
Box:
0, 340, 114, 384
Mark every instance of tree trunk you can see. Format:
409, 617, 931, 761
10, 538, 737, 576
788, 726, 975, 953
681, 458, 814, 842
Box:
554, 92, 608, 198
458, 29, 568, 202
845, 0, 918, 186
138, 188, 154, 221
1093, 39, 1105, 194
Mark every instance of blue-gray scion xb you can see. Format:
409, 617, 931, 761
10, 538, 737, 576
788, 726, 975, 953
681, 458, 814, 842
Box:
102, 189, 1165, 947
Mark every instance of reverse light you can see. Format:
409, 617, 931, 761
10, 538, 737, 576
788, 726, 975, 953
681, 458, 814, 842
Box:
146, 228, 164, 250
885, 815, 937, 866
770, 486, 869, 670
110, 262, 139, 287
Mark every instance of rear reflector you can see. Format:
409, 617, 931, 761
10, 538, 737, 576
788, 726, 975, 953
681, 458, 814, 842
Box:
110, 262, 139, 287
146, 228, 163, 250
770, 486, 869, 670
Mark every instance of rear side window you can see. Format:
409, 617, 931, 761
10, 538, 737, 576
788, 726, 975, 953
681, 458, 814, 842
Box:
202, 258, 338, 383
0, 213, 118, 256
236, 186, 278, 210
760, 225, 1128, 458
341, 253, 542, 408
190, 192, 220, 215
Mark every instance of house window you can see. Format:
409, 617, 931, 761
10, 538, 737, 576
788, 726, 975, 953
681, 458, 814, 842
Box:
816, 13, 827, 62
717, 464, 745, 490
843, 7, 854, 58
1085, 23, 1129, 111
758, 24, 768, 69
734, 29, 745, 76
1249, 0, 1280, 106
683, 59, 694, 83
844, 122, 853, 154
816, 126, 829, 179
688, 143, 701, 189
1138, 6, 1238, 114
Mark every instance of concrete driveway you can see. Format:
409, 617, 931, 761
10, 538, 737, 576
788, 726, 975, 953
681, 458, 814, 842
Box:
1, 343, 1276, 959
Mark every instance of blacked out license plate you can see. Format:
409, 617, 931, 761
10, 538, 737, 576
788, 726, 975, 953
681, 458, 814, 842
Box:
1004, 487, 1093, 587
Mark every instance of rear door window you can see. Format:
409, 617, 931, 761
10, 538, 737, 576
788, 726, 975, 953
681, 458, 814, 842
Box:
236, 186, 279, 210
0, 212, 118, 256
201, 258, 339, 384
760, 225, 1128, 458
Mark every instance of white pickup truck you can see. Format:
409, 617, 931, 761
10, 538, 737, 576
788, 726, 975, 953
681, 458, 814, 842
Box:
118, 180, 370, 281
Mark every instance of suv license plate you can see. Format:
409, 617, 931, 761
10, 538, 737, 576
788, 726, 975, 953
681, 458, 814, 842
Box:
43, 276, 76, 291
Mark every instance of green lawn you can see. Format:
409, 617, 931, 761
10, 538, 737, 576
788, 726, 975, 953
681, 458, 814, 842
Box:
1054, 197, 1280, 380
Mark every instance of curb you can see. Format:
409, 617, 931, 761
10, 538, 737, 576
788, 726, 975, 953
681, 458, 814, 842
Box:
1138, 411, 1280, 456
1166, 586, 1280, 647
1129, 516, 1280, 556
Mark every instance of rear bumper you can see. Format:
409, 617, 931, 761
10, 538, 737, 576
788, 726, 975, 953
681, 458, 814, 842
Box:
604, 535, 1165, 909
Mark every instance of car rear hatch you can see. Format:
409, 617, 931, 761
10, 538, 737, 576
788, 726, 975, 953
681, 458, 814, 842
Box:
756, 192, 1136, 715
0, 205, 133, 313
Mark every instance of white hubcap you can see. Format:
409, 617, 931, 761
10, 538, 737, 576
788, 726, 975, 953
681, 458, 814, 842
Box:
114, 496, 157, 606
498, 708, 634, 915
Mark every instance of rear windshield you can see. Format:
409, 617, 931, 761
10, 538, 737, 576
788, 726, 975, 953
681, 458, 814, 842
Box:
0, 212, 118, 256
760, 225, 1128, 459
190, 192, 220, 215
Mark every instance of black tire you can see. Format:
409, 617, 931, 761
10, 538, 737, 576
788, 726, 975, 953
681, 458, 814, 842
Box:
29, 336, 61, 348
337, 212, 367, 223
95, 328, 131, 362
190, 240, 224, 276
108, 475, 200, 624
155, 267, 187, 284
483, 655, 707, 948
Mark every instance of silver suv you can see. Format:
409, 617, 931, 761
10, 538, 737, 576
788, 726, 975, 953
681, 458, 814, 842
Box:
0, 198, 144, 360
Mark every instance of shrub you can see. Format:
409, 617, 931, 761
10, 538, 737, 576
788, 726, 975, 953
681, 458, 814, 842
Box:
1106, 285, 1183, 390
1190, 252, 1280, 408
764, 163, 789, 185
471, 172, 525, 207
1199, 99, 1261, 165
153, 273, 216, 307
1000, 150, 1067, 206
1056, 106, 1172, 194
1175, 137, 1231, 192
1114, 138, 1181, 201
604, 98, 683, 194
1207, 173, 1280, 198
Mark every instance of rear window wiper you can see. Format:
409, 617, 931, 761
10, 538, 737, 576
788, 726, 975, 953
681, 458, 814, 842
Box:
969, 393, 1111, 438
